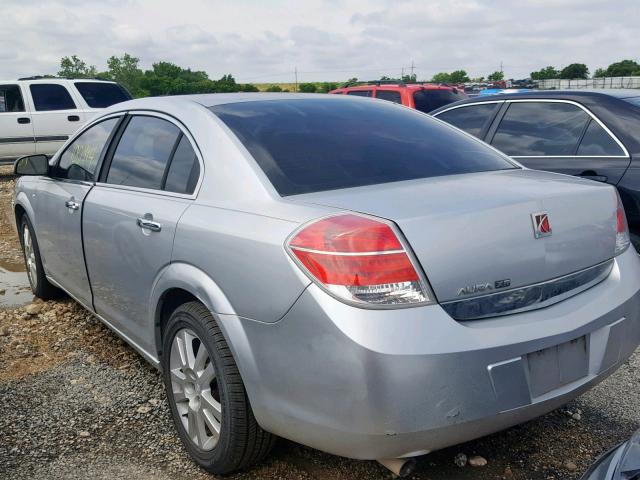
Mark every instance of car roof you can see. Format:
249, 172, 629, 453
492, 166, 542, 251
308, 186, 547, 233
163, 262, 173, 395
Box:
104, 92, 370, 113
439, 89, 640, 107
1, 78, 119, 84
334, 83, 457, 91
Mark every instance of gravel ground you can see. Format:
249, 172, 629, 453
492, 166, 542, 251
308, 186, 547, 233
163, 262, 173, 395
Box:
0, 164, 638, 480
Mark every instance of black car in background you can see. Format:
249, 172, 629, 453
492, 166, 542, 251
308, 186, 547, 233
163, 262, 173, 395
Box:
431, 90, 640, 248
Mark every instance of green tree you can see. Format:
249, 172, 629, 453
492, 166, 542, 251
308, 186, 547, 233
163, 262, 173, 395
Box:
265, 85, 283, 92
431, 72, 451, 83
603, 59, 640, 77
402, 73, 417, 83
559, 63, 589, 79
593, 67, 607, 78
318, 82, 338, 93
487, 71, 504, 81
106, 53, 146, 97
449, 70, 470, 83
298, 83, 317, 93
530, 66, 559, 80
58, 55, 98, 78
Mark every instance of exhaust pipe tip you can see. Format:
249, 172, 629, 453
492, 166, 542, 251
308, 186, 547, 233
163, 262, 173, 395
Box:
377, 457, 418, 477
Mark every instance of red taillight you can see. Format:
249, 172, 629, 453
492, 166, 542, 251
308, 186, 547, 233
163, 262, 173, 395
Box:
615, 191, 630, 255
287, 214, 431, 306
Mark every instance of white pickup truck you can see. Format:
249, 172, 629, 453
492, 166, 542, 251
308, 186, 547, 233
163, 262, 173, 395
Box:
0, 77, 131, 163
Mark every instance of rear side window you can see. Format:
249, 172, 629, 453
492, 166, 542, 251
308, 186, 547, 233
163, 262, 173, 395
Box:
56, 117, 119, 181
74, 82, 132, 108
376, 90, 402, 104
435, 103, 499, 138
346, 90, 372, 97
211, 99, 516, 196
164, 135, 200, 194
0, 85, 25, 112
491, 102, 590, 156
577, 120, 625, 156
107, 116, 180, 189
30, 84, 76, 111
413, 89, 465, 113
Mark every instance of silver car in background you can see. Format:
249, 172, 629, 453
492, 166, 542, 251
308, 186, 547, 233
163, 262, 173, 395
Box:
12, 93, 640, 475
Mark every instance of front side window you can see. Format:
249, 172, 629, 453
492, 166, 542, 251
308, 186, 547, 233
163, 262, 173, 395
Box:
491, 102, 590, 156
55, 117, 119, 181
577, 119, 625, 156
0, 85, 25, 113
74, 82, 132, 108
106, 116, 180, 190
375, 90, 402, 104
435, 103, 499, 138
413, 89, 465, 113
211, 99, 517, 196
30, 84, 76, 111
346, 90, 372, 97
164, 135, 200, 194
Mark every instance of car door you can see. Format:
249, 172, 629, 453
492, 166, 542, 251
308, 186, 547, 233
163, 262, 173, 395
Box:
28, 82, 87, 157
0, 83, 35, 162
488, 100, 631, 185
432, 101, 503, 139
33, 115, 122, 307
83, 113, 201, 351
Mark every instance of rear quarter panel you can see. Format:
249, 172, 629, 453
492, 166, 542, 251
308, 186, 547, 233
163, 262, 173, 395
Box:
171, 204, 312, 323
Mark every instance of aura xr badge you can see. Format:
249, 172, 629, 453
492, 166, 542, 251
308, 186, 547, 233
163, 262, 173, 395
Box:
531, 212, 552, 239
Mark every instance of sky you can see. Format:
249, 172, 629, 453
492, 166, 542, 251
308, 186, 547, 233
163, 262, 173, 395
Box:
2, 0, 639, 83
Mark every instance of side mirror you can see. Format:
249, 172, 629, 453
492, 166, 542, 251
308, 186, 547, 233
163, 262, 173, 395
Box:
14, 154, 49, 176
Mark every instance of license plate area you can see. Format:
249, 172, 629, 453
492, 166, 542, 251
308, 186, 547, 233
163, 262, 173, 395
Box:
526, 335, 588, 398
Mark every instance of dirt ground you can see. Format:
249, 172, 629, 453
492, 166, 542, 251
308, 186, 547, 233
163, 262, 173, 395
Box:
0, 164, 638, 480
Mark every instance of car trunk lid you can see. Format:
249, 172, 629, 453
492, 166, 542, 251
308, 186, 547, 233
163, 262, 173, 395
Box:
288, 169, 617, 303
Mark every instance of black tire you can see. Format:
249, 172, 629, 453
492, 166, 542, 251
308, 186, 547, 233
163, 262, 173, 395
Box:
162, 301, 275, 474
20, 214, 62, 300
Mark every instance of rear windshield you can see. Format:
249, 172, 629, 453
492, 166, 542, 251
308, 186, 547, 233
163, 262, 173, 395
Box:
414, 89, 465, 113
74, 82, 132, 108
210, 98, 516, 196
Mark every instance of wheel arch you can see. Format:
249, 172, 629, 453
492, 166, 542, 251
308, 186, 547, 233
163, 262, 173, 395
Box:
151, 262, 239, 365
14, 193, 35, 235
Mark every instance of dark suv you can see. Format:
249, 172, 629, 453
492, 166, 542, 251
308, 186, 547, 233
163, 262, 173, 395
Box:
330, 81, 466, 112
431, 90, 640, 248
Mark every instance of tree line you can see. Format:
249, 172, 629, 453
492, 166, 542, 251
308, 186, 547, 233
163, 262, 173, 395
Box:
530, 59, 640, 81
52, 54, 640, 97
57, 54, 260, 97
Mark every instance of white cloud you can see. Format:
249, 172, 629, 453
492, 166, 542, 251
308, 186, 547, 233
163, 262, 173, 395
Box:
1, 0, 638, 82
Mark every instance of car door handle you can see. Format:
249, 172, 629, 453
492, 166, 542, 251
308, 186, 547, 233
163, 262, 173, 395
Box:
17, 117, 31, 124
65, 200, 80, 210
67, 115, 80, 122
137, 217, 162, 232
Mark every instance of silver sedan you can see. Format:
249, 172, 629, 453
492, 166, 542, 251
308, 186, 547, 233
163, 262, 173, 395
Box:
12, 93, 640, 476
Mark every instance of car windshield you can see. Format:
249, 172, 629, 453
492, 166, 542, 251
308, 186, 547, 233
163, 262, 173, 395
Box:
210, 98, 517, 196
74, 82, 132, 108
414, 89, 465, 113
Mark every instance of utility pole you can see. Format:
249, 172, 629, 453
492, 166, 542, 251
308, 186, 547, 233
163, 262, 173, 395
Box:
500, 61, 503, 74
401, 66, 404, 79
294, 66, 298, 92
410, 60, 415, 79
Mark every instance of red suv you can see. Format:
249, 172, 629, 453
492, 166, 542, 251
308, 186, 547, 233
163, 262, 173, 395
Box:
329, 81, 467, 112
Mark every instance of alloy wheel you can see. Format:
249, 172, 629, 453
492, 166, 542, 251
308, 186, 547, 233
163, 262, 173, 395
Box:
169, 328, 222, 451
23, 224, 38, 290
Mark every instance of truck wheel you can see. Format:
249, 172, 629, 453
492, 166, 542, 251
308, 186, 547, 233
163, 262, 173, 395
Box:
162, 301, 275, 474
20, 214, 61, 299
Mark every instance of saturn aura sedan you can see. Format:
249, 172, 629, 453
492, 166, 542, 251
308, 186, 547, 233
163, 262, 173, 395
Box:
12, 93, 640, 475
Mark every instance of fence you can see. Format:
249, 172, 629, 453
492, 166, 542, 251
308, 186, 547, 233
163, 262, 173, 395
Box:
536, 76, 640, 89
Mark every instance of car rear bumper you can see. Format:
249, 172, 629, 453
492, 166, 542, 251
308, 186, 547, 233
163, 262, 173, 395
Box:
222, 247, 640, 460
